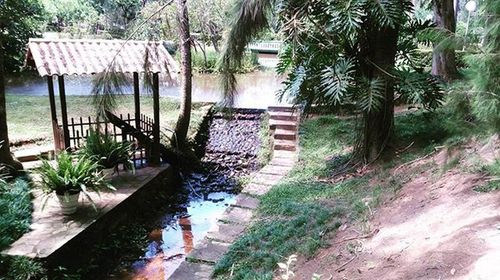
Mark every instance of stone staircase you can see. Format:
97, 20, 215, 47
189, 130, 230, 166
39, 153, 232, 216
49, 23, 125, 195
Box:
269, 105, 299, 153
169, 105, 300, 279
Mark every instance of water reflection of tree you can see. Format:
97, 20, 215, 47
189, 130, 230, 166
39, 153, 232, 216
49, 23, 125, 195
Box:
178, 214, 194, 254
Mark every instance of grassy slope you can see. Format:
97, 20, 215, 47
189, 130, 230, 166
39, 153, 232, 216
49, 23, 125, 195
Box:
214, 111, 467, 279
6, 95, 210, 144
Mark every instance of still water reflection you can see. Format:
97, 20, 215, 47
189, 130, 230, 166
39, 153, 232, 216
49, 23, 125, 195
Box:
124, 192, 236, 280
6, 71, 287, 109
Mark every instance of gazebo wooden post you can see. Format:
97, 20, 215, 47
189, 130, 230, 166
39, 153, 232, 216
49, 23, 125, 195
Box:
133, 72, 141, 130
46, 76, 61, 151
57, 75, 71, 150
150, 73, 161, 165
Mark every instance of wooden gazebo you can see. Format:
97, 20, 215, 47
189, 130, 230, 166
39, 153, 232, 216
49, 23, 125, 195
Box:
25, 39, 179, 165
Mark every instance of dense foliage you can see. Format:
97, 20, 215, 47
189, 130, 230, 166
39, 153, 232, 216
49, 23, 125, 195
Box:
0, 0, 44, 71
0, 178, 32, 250
273, 1, 442, 113
221, 0, 444, 162
464, 0, 500, 130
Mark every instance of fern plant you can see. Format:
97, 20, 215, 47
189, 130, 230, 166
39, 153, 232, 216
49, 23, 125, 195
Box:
37, 152, 113, 208
78, 129, 134, 172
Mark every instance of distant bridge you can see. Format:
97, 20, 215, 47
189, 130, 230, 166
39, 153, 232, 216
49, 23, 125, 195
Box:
247, 41, 282, 54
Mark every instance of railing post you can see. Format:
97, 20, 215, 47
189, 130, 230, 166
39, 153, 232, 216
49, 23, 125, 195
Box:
58, 75, 71, 150
133, 72, 141, 130
47, 76, 61, 152
150, 73, 161, 165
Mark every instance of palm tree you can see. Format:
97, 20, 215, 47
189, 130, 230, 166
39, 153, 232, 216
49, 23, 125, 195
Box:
220, 0, 443, 163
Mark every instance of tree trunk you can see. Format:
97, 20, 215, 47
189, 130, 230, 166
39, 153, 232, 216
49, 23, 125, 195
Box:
358, 26, 399, 163
173, 0, 192, 150
432, 0, 458, 82
0, 40, 22, 172
208, 21, 220, 53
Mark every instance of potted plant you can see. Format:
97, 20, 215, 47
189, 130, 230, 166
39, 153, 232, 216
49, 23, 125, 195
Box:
38, 152, 114, 215
78, 129, 135, 174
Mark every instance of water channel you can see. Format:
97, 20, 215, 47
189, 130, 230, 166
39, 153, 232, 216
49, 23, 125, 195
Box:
106, 110, 264, 280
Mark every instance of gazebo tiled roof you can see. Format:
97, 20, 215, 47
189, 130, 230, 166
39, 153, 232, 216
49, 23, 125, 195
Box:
25, 39, 179, 78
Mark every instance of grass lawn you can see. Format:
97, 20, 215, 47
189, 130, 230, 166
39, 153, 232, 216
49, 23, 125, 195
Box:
6, 94, 211, 145
213, 111, 460, 279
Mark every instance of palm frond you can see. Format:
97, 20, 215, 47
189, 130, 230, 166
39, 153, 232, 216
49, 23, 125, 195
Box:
278, 65, 306, 102
91, 67, 129, 119
320, 58, 356, 105
395, 69, 444, 109
327, 0, 365, 36
358, 77, 385, 112
219, 0, 272, 106
365, 0, 410, 29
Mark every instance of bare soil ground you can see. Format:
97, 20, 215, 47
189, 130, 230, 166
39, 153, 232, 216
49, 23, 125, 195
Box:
293, 136, 500, 280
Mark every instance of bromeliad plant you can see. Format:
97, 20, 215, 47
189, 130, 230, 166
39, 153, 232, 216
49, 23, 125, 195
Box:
38, 152, 114, 213
78, 129, 134, 173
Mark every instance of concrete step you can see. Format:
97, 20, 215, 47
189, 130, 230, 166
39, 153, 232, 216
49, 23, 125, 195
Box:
268, 105, 296, 112
269, 119, 297, 130
274, 129, 296, 140
274, 139, 297, 151
14, 146, 54, 162
273, 150, 298, 160
269, 111, 299, 121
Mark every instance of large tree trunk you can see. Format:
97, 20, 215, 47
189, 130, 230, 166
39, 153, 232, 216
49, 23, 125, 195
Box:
358, 26, 399, 163
432, 0, 458, 82
173, 0, 192, 150
0, 40, 22, 172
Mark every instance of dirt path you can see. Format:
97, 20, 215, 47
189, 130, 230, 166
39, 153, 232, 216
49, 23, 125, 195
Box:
294, 138, 500, 280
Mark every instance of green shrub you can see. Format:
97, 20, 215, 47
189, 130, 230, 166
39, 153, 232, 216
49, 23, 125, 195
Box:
191, 50, 258, 73
0, 179, 32, 250
37, 152, 112, 206
475, 160, 500, 192
463, 0, 500, 131
78, 130, 134, 171
1, 256, 47, 280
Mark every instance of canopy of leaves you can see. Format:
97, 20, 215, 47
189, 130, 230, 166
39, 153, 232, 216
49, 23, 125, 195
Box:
221, 0, 443, 113
274, 0, 443, 114
0, 0, 44, 72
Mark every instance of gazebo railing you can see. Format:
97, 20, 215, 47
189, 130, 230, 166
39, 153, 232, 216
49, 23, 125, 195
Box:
55, 113, 156, 165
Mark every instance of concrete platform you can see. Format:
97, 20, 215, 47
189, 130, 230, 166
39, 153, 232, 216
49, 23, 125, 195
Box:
169, 261, 213, 280
186, 239, 230, 264
2, 166, 174, 268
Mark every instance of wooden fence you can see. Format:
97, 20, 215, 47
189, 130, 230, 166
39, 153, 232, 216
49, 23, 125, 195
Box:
56, 113, 155, 166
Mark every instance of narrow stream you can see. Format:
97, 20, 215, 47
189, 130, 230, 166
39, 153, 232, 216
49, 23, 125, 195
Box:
108, 109, 264, 280
117, 178, 237, 279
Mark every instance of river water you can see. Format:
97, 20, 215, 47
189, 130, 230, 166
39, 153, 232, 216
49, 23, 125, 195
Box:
5, 71, 288, 109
